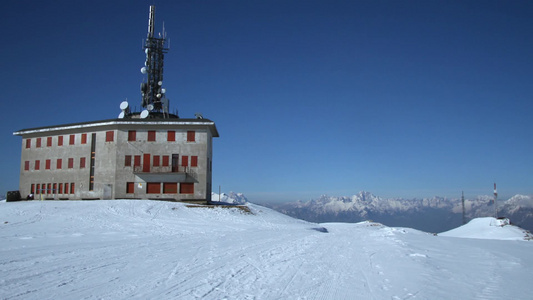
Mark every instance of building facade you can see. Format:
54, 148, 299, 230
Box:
13, 118, 219, 201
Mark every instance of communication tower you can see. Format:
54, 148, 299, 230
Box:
461, 191, 466, 225
493, 183, 498, 218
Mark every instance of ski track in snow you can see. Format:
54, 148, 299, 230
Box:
0, 200, 532, 300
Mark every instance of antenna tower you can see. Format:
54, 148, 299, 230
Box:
493, 183, 498, 218
140, 5, 171, 117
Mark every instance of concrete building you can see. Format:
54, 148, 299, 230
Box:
13, 118, 219, 202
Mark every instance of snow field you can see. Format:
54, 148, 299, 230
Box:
1, 200, 532, 299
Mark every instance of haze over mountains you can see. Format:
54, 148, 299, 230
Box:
251, 192, 533, 233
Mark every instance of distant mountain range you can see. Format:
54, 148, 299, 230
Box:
258, 192, 533, 233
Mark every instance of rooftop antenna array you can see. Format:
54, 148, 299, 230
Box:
140, 5, 171, 118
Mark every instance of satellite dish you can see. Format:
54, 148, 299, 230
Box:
141, 67, 147, 74
158, 81, 163, 86
140, 110, 149, 119
147, 104, 154, 111
161, 88, 166, 94
120, 101, 129, 110
118, 111, 125, 119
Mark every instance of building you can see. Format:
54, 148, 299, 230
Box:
13, 118, 219, 201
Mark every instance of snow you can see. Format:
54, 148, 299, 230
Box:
1, 200, 532, 299
439, 217, 533, 240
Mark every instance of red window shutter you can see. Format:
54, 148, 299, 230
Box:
148, 130, 156, 142
31, 184, 35, 194
26, 139, 31, 149
36, 184, 40, 194
81, 133, 87, 144
128, 130, 136, 141
182, 155, 188, 167
57, 159, 62, 169
187, 131, 195, 142
80, 157, 86, 168
126, 182, 134, 193
153, 155, 160, 167
58, 183, 63, 194
147, 182, 160, 194
167, 131, 175, 141
58, 136, 63, 146
162, 155, 169, 167
53, 183, 57, 194
35, 160, 40, 170
163, 182, 178, 194
69, 134, 75, 145
24, 161, 30, 171
180, 182, 194, 194
191, 156, 198, 167
47, 183, 51, 194
45, 159, 51, 170
105, 131, 114, 142
134, 155, 141, 167
125, 155, 132, 167
47, 137, 52, 147
68, 158, 74, 169
70, 183, 75, 194
36, 138, 41, 148
64, 183, 69, 194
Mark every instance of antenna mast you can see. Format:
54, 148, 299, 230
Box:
493, 183, 498, 218
140, 5, 171, 117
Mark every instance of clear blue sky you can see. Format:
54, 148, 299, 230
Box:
1, 0, 531, 202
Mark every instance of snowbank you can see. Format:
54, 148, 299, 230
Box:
440, 217, 533, 240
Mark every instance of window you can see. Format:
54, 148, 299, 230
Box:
126, 182, 135, 194
36, 138, 41, 148
128, 130, 136, 141
105, 131, 114, 142
125, 155, 132, 167
147, 130, 156, 142
181, 155, 188, 167
163, 182, 177, 194
35, 160, 40, 170
180, 182, 194, 194
25, 139, 31, 149
167, 131, 175, 142
45, 159, 51, 170
47, 183, 52, 194
191, 156, 198, 167
187, 131, 195, 142
53, 183, 57, 194
24, 161, 30, 171
69, 134, 75, 145
64, 183, 69, 194
47, 137, 52, 147
57, 159, 62, 169
36, 184, 40, 194
31, 184, 35, 194
81, 133, 87, 144
162, 155, 169, 167
68, 158, 74, 169
153, 155, 160, 167
80, 157, 86, 168
58, 183, 63, 194
134, 155, 141, 167
58, 135, 63, 146
147, 182, 160, 194
70, 183, 75, 194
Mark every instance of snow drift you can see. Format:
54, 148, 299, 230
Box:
1, 200, 532, 299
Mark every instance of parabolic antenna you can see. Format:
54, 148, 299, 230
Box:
140, 110, 149, 119
119, 101, 129, 110
141, 67, 147, 74
118, 111, 125, 119
146, 104, 154, 111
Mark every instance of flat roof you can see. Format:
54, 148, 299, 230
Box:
13, 118, 219, 137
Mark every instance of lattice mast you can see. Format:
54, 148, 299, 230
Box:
461, 191, 466, 225
493, 183, 498, 218
140, 5, 170, 116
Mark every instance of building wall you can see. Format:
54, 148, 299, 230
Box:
16, 120, 217, 201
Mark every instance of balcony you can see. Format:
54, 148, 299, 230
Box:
133, 166, 198, 182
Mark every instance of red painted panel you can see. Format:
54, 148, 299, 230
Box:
143, 154, 151, 172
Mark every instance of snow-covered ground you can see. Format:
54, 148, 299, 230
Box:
1, 200, 532, 299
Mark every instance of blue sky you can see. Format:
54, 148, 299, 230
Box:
1, 0, 531, 202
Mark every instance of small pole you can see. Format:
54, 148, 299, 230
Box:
462, 191, 466, 224
494, 183, 498, 219
219, 185, 221, 202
